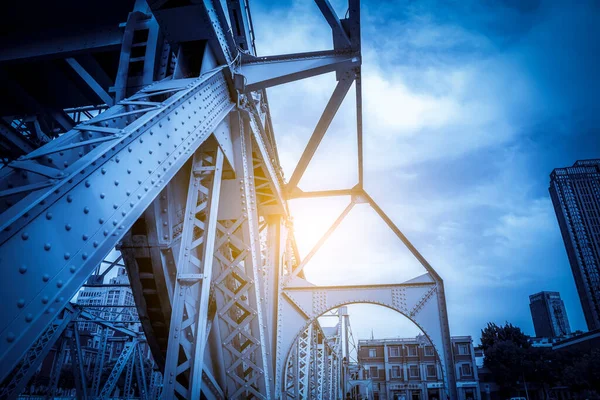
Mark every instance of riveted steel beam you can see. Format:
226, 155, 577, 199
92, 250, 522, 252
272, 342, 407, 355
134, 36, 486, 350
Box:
239, 51, 359, 92
0, 68, 234, 382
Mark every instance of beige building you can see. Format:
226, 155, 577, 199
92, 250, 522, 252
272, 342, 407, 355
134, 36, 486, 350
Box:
357, 335, 480, 400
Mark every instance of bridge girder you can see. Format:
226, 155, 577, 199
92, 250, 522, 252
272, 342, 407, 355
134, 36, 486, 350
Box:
0, 0, 460, 399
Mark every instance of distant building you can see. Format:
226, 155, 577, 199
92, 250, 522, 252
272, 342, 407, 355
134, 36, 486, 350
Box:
529, 291, 571, 338
357, 335, 480, 400
77, 266, 138, 333
552, 328, 600, 353
549, 159, 600, 330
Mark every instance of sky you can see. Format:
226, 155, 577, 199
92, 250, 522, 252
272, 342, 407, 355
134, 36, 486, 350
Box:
249, 0, 600, 343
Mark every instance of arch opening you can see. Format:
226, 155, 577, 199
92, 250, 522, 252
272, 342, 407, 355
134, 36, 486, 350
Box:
280, 302, 451, 400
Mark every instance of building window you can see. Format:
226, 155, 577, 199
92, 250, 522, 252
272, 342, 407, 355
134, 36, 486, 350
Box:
373, 382, 380, 391
424, 346, 435, 356
391, 365, 401, 378
427, 364, 437, 377
461, 363, 472, 376
407, 346, 417, 356
457, 344, 470, 355
390, 346, 400, 357
370, 366, 378, 378
409, 365, 419, 378
369, 348, 377, 358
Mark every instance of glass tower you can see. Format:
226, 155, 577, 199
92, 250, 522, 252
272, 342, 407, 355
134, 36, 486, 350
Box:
529, 291, 571, 337
549, 159, 600, 331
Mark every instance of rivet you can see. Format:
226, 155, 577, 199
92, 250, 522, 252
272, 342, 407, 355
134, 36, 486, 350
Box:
17, 299, 25, 308
21, 232, 29, 240
84, 207, 89, 214
101, 168, 107, 175
93, 241, 99, 248
104, 230, 109, 236
113, 204, 118, 209
42, 296, 49, 304
67, 195, 73, 203
44, 243, 51, 251
82, 253, 88, 260
56, 281, 63, 288
70, 265, 76, 273
65, 224, 72, 231
114, 180, 119, 186
85, 180, 91, 188
82, 234, 88, 241
6, 333, 15, 343
100, 193, 105, 199
42, 274, 50, 282
64, 253, 70, 260
25, 314, 33, 322
19, 265, 27, 274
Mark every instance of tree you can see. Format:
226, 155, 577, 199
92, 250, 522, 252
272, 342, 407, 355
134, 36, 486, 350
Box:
480, 322, 531, 395
480, 322, 600, 399
480, 322, 530, 350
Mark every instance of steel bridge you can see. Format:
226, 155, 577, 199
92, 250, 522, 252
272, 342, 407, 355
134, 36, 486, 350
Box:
0, 0, 456, 398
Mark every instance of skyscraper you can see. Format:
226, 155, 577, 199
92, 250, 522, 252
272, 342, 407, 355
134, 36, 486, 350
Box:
549, 159, 600, 331
529, 291, 571, 337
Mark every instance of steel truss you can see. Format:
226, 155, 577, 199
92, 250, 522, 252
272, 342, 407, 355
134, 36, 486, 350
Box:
0, 0, 458, 398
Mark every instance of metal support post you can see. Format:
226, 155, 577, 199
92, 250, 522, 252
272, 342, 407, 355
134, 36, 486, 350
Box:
213, 112, 273, 398
100, 340, 138, 398
68, 324, 88, 400
162, 145, 224, 399
46, 339, 67, 399
124, 346, 136, 398
91, 327, 108, 397
135, 342, 149, 400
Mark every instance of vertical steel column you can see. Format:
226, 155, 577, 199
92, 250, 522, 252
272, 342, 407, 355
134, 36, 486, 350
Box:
149, 370, 163, 400
213, 113, 272, 398
296, 325, 312, 399
316, 340, 325, 400
67, 325, 88, 400
124, 347, 136, 398
46, 339, 67, 399
162, 146, 224, 399
135, 342, 149, 400
91, 327, 108, 397
309, 325, 319, 399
